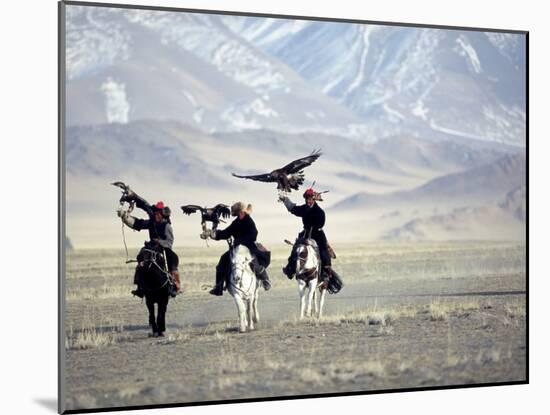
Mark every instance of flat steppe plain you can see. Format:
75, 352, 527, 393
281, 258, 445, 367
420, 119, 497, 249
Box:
63, 241, 526, 411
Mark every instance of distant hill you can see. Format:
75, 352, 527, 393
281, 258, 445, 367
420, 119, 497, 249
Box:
368, 135, 516, 173
499, 185, 526, 222
332, 152, 526, 210
381, 187, 526, 242
66, 120, 229, 187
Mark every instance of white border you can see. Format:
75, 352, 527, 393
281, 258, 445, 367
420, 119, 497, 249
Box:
1, 1, 544, 414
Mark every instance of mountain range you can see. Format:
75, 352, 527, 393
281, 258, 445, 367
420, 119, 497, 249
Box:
65, 5, 526, 146
63, 4, 527, 247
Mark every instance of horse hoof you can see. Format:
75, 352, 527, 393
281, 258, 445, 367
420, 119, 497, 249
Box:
239, 328, 247, 333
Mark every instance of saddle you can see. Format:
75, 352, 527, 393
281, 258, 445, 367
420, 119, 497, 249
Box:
137, 241, 165, 263
254, 242, 271, 267
296, 237, 318, 249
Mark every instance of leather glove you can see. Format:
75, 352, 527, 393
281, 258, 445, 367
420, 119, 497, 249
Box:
118, 208, 135, 227
200, 229, 213, 240
282, 197, 295, 211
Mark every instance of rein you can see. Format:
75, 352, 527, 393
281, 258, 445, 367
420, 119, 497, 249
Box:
121, 222, 135, 264
229, 250, 255, 297
118, 193, 135, 264
141, 248, 174, 290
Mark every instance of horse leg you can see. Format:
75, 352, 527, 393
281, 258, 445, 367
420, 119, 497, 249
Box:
305, 280, 316, 317
157, 294, 169, 336
312, 283, 318, 315
318, 288, 327, 319
233, 295, 248, 333
246, 298, 255, 331
145, 296, 157, 335
252, 284, 260, 324
298, 280, 307, 319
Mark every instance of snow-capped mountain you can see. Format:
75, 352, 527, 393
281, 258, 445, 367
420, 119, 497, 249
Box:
65, 5, 367, 137
65, 5, 526, 146
222, 16, 526, 146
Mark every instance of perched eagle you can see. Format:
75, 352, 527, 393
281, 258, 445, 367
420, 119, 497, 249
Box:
112, 181, 135, 206
111, 181, 131, 195
232, 149, 322, 193
180, 204, 231, 231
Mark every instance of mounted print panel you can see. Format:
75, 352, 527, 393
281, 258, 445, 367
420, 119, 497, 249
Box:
59, 1, 527, 413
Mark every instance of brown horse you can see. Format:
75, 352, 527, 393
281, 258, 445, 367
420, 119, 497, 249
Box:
135, 244, 175, 337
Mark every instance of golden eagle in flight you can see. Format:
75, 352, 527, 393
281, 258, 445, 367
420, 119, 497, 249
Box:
231, 149, 322, 192
180, 204, 231, 231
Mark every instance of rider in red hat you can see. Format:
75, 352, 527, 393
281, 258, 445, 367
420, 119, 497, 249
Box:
280, 187, 333, 280
118, 193, 182, 298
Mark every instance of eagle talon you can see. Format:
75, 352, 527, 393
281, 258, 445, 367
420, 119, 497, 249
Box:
182, 204, 230, 240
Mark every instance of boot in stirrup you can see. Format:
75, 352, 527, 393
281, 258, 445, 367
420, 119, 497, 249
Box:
250, 260, 271, 291
210, 270, 224, 296
131, 286, 145, 298
171, 270, 182, 294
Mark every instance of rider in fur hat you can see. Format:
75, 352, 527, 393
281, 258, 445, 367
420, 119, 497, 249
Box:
280, 187, 334, 282
117, 193, 182, 298
206, 202, 271, 296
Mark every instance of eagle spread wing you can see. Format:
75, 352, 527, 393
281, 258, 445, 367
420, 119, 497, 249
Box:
231, 172, 274, 183
281, 149, 322, 174
231, 149, 322, 192
111, 181, 130, 192
213, 204, 231, 220
181, 205, 204, 215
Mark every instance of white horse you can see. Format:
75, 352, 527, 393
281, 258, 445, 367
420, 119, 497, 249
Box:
294, 239, 327, 319
227, 244, 261, 332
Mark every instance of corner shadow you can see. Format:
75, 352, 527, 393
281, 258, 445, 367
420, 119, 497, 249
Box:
34, 398, 57, 413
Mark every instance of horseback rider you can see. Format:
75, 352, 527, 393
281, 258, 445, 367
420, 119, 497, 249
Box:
117, 192, 182, 298
206, 202, 271, 296
280, 188, 335, 283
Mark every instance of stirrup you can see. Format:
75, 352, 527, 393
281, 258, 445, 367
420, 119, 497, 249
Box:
131, 288, 144, 298
209, 285, 223, 296
282, 266, 294, 279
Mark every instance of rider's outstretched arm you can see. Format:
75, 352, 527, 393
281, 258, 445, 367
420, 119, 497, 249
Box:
118, 208, 149, 231
281, 196, 295, 212
282, 197, 307, 217
213, 221, 235, 240
132, 193, 154, 217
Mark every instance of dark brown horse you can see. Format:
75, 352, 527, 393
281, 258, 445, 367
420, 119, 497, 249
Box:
135, 243, 175, 337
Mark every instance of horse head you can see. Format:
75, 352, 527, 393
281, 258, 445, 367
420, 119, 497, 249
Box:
228, 244, 260, 332
230, 245, 253, 286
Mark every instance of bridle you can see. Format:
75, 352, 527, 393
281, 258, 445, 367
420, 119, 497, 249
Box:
229, 244, 255, 296
140, 248, 172, 291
